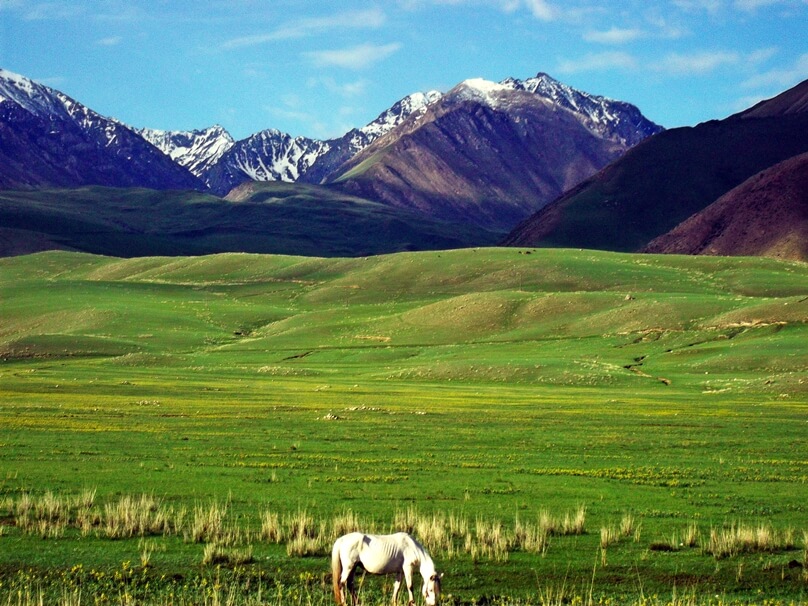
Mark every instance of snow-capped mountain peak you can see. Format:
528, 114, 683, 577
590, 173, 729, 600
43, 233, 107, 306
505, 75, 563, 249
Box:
0, 67, 203, 190
205, 89, 443, 194
137, 125, 235, 178
500, 72, 663, 146
0, 68, 63, 116
358, 90, 442, 141
455, 78, 511, 103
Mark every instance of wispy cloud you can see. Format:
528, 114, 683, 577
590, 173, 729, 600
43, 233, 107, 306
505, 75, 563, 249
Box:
556, 50, 638, 74
733, 0, 799, 10
398, 0, 562, 21
35, 75, 66, 87
96, 36, 122, 47
651, 47, 780, 77
521, 0, 558, 21
654, 50, 741, 75
583, 27, 645, 44
304, 43, 403, 70
220, 7, 386, 50
742, 52, 808, 89
18, 1, 87, 20
308, 77, 370, 98
672, 0, 723, 12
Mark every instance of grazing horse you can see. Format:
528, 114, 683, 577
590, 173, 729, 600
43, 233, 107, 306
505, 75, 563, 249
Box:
332, 532, 442, 606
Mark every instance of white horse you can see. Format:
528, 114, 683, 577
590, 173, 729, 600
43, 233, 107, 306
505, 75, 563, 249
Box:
331, 532, 442, 606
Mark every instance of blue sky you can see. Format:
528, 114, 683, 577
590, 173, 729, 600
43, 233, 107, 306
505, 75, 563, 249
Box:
1, 0, 807, 140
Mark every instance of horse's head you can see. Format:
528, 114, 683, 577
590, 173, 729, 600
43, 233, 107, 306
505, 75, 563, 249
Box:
423, 572, 442, 606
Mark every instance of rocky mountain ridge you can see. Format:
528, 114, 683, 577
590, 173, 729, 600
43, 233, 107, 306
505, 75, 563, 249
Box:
0, 68, 203, 191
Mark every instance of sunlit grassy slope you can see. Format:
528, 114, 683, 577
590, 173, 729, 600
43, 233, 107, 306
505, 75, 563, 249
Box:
1, 248, 807, 602
3, 247, 805, 392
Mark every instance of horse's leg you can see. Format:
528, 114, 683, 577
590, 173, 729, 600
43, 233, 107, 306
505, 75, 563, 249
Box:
403, 565, 415, 606
341, 563, 357, 605
392, 571, 403, 605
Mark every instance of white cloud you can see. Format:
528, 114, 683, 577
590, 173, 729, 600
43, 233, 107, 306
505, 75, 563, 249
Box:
397, 0, 560, 20
556, 51, 637, 74
220, 7, 386, 50
583, 27, 645, 44
734, 0, 789, 9
650, 48, 781, 77
20, 1, 87, 20
654, 50, 740, 75
96, 36, 122, 46
672, 0, 724, 12
742, 52, 808, 88
522, 0, 557, 20
307, 76, 370, 98
304, 43, 403, 70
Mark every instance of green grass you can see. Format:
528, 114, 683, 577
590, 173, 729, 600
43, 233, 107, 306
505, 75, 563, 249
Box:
1, 248, 807, 605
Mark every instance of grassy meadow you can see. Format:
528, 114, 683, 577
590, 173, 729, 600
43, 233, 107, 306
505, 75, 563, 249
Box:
1, 247, 807, 605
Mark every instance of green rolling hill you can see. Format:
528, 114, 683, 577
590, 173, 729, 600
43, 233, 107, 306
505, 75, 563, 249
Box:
0, 183, 500, 258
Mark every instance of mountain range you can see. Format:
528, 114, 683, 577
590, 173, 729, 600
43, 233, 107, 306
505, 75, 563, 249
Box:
3, 65, 805, 262
0, 69, 201, 191
0, 67, 661, 255
503, 78, 808, 262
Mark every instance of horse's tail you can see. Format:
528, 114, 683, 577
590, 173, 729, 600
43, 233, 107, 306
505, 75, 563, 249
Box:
331, 538, 343, 605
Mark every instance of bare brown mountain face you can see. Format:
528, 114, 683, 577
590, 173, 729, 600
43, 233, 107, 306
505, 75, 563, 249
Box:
502, 78, 808, 253
328, 79, 656, 234
643, 152, 808, 262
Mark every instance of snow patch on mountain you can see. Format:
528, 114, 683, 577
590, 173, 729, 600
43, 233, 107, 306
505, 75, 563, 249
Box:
452, 78, 513, 108
0, 67, 203, 190
501, 72, 662, 146
205, 90, 443, 194
358, 90, 442, 141
137, 125, 235, 177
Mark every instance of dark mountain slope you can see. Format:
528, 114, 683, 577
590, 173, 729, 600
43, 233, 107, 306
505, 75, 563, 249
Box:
737, 78, 808, 119
643, 152, 808, 262
502, 78, 808, 252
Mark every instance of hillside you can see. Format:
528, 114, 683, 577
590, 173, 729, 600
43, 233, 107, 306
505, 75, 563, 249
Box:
502, 78, 808, 252
1, 247, 806, 394
643, 152, 808, 261
0, 183, 499, 258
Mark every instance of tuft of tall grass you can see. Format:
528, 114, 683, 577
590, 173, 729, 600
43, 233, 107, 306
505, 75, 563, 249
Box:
259, 508, 282, 543
103, 493, 171, 539
283, 509, 316, 541
512, 515, 549, 555
683, 521, 700, 548
202, 542, 254, 566
600, 526, 620, 549
416, 512, 452, 553
706, 522, 793, 559
537, 505, 586, 537
562, 504, 587, 535
467, 516, 509, 562
187, 499, 229, 544
393, 505, 419, 534
285, 534, 325, 557
620, 512, 637, 538
330, 508, 367, 538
